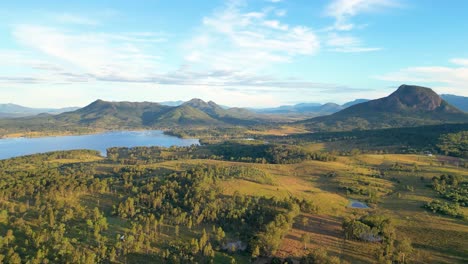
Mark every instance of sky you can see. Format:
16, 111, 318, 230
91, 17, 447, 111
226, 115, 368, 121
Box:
0, 0, 467, 108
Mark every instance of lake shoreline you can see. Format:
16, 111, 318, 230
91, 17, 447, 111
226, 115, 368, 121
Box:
0, 130, 200, 160
0, 128, 191, 140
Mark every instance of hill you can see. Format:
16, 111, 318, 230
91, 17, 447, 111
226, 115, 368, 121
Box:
301, 85, 468, 131
442, 94, 468, 112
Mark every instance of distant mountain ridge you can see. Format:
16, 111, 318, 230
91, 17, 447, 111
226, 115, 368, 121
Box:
441, 94, 468, 112
0, 103, 79, 118
300, 85, 468, 131
251, 99, 369, 115
1, 86, 467, 136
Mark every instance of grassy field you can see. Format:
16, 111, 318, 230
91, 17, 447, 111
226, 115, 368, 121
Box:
152, 154, 467, 263
95, 152, 468, 263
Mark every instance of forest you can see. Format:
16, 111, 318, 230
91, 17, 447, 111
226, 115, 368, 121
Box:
0, 140, 466, 263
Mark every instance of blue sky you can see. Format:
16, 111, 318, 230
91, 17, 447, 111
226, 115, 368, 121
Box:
0, 0, 467, 108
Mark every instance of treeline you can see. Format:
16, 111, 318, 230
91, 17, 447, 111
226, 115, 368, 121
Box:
260, 123, 468, 156
164, 127, 249, 140
0, 151, 325, 263
107, 142, 337, 165
437, 131, 467, 158
424, 174, 467, 219
343, 215, 414, 263
113, 165, 314, 262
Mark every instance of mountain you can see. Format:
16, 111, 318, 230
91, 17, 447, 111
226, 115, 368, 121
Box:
0, 103, 79, 118
169, 99, 259, 125
300, 85, 468, 131
55, 100, 171, 128
441, 94, 468, 112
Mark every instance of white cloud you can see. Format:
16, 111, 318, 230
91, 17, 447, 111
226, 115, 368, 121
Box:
263, 20, 289, 31
1, 1, 379, 107
325, 0, 399, 31
186, 0, 319, 71
376, 59, 468, 96
275, 9, 287, 17
321, 0, 398, 53
450, 58, 468, 66
12, 25, 165, 81
326, 33, 381, 52
55, 14, 99, 25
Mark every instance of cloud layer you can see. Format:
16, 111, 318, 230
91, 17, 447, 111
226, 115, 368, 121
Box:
1, 0, 465, 108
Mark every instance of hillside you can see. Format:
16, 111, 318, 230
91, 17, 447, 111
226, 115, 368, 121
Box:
301, 85, 468, 131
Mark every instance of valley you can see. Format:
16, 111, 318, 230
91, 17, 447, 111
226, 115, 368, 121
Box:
2, 1, 468, 263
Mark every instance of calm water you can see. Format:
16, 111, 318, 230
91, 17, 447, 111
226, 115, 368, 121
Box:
0, 130, 199, 160
348, 199, 370, 209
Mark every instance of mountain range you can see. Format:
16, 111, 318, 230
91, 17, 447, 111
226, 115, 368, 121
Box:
0, 85, 467, 136
58, 98, 254, 128
301, 85, 468, 131
0, 98, 265, 136
2, 93, 466, 119
250, 99, 368, 115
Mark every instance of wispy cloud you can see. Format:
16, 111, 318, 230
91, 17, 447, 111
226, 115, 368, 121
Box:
184, 0, 319, 72
0, 0, 397, 107
325, 0, 399, 31
450, 58, 468, 66
275, 9, 287, 17
321, 0, 399, 53
376, 59, 468, 95
13, 24, 165, 81
326, 33, 381, 52
55, 13, 99, 25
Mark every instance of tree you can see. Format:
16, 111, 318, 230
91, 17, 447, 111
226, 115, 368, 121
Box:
8, 252, 21, 264
48, 208, 55, 227
301, 233, 311, 250
395, 238, 413, 263
202, 242, 215, 258
301, 216, 309, 229
251, 245, 260, 260
109, 247, 117, 262
4, 230, 14, 247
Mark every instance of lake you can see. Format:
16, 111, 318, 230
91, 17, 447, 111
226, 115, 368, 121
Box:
0, 130, 199, 160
